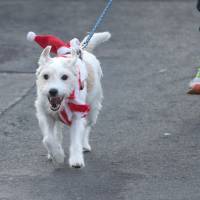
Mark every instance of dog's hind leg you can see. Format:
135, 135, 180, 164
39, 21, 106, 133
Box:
83, 100, 102, 152
82, 125, 91, 152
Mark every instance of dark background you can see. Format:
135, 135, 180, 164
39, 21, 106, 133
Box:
0, 0, 200, 200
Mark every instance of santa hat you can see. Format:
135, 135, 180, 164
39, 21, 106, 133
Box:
27, 31, 72, 55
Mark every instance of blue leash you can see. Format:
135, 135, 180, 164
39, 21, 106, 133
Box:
82, 0, 113, 49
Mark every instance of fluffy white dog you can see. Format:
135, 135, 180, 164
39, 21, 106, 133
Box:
34, 32, 111, 168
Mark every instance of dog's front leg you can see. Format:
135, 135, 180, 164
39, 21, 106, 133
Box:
37, 112, 65, 164
69, 117, 86, 168
54, 121, 63, 145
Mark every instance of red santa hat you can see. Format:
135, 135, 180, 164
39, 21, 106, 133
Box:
26, 31, 72, 55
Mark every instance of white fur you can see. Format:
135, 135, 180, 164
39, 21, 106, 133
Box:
35, 32, 110, 168
82, 32, 111, 52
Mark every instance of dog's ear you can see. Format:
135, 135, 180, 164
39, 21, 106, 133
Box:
68, 49, 78, 66
64, 49, 78, 76
38, 46, 52, 66
70, 38, 80, 51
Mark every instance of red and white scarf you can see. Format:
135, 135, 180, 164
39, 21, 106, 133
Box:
58, 59, 90, 126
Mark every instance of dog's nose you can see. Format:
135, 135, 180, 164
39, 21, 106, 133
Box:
49, 88, 58, 97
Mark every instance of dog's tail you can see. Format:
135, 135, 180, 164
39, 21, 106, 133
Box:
81, 32, 111, 52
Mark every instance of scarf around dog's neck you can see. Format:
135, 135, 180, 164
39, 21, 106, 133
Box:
59, 57, 90, 126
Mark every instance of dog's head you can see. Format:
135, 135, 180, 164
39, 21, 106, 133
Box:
36, 46, 78, 111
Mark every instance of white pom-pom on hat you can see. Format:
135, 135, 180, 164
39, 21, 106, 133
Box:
27, 31, 36, 41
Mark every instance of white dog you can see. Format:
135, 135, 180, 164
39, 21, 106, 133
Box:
34, 32, 111, 168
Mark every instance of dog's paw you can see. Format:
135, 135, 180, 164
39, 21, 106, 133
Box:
69, 153, 85, 168
47, 153, 53, 161
83, 143, 91, 153
43, 137, 65, 164
83, 138, 91, 153
53, 147, 65, 164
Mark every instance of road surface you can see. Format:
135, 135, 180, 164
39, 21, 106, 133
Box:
0, 0, 200, 199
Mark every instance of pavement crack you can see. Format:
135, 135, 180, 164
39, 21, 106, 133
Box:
0, 71, 34, 74
0, 84, 35, 119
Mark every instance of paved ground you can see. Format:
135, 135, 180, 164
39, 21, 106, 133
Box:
0, 0, 200, 199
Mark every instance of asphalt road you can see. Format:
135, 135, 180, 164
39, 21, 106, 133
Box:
0, 0, 200, 199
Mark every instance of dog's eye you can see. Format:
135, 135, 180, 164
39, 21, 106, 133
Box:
61, 75, 68, 80
43, 74, 49, 80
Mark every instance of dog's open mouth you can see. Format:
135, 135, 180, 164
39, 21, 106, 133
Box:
48, 96, 64, 111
